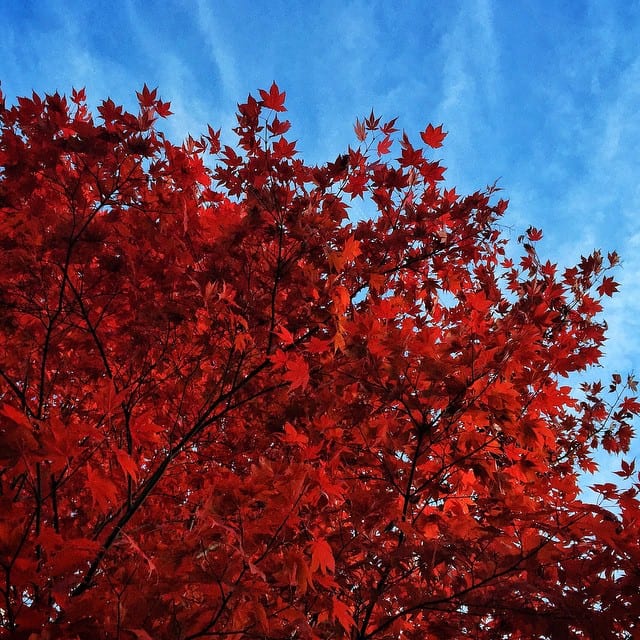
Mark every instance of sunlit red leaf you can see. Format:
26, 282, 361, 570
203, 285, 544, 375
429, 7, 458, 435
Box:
377, 135, 392, 156
259, 81, 287, 112
136, 83, 158, 108
527, 226, 543, 242
70, 87, 86, 104
310, 539, 335, 575
354, 117, 366, 142
281, 422, 309, 446
267, 116, 291, 136
155, 99, 173, 118
272, 136, 297, 158
332, 598, 355, 631
420, 123, 446, 148
597, 275, 619, 298
283, 354, 309, 390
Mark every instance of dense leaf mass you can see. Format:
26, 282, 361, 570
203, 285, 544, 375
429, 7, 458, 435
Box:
0, 84, 638, 639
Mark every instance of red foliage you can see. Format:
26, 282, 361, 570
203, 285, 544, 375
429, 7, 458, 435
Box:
0, 84, 638, 639
420, 123, 447, 148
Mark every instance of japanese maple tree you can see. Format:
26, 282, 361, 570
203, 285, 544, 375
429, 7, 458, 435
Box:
0, 83, 638, 639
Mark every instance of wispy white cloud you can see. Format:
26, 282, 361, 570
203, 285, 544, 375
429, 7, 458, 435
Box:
2, 4, 127, 105
523, 3, 640, 488
194, 0, 241, 102
117, 1, 210, 141
434, 0, 502, 192
310, 0, 381, 160
540, 7, 640, 378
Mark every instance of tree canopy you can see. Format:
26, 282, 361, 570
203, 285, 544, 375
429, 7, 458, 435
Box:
0, 83, 638, 639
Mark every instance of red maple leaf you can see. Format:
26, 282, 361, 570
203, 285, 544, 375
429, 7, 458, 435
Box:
259, 81, 287, 112
155, 99, 173, 118
380, 118, 399, 136
267, 116, 291, 136
333, 598, 355, 631
377, 135, 392, 156
272, 136, 297, 158
70, 87, 86, 104
281, 422, 309, 446
597, 276, 619, 298
283, 354, 309, 390
136, 83, 158, 108
527, 226, 543, 242
420, 123, 447, 148
310, 539, 335, 575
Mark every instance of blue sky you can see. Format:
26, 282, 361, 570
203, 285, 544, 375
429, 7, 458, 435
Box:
2, 0, 639, 486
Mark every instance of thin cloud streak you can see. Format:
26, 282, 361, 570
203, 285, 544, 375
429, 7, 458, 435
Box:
436, 0, 502, 193
195, 0, 241, 102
